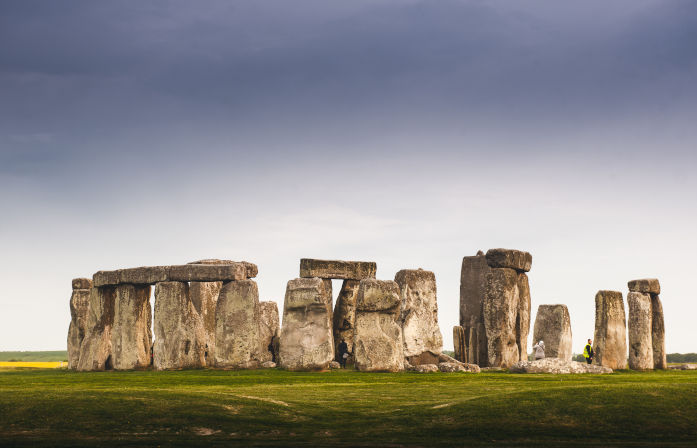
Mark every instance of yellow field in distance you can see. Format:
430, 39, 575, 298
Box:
0, 362, 66, 368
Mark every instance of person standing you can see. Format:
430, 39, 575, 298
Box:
533, 340, 545, 360
337, 339, 349, 368
583, 339, 594, 364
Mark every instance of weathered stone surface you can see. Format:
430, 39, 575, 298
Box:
67, 288, 91, 369
593, 290, 628, 370
188, 259, 258, 278
628, 278, 660, 295
299, 259, 376, 280
93, 270, 119, 287
395, 269, 443, 359
483, 268, 521, 368
168, 263, 247, 282
118, 266, 168, 285
460, 253, 490, 366
407, 363, 439, 373
354, 280, 404, 372
532, 305, 573, 361
72, 278, 92, 290
77, 286, 116, 371
329, 361, 341, 369
279, 278, 334, 371
517, 273, 531, 360
215, 280, 261, 369
406, 350, 441, 366
189, 281, 222, 365
111, 284, 152, 370
154, 282, 206, 370
258, 301, 280, 364
453, 326, 466, 363
628, 292, 653, 370
333, 279, 360, 363
485, 249, 532, 272
438, 362, 480, 373
261, 361, 277, 369
651, 295, 667, 370
510, 358, 613, 374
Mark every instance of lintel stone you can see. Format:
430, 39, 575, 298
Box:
485, 249, 532, 272
300, 258, 376, 280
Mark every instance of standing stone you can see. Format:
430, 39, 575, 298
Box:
483, 268, 520, 368
111, 284, 152, 370
453, 326, 467, 363
67, 279, 92, 370
460, 252, 490, 366
394, 269, 443, 363
190, 281, 222, 364
77, 286, 116, 371
532, 305, 573, 361
627, 292, 653, 370
214, 280, 261, 369
517, 273, 531, 361
154, 282, 206, 370
258, 301, 280, 363
353, 279, 404, 372
279, 278, 334, 371
333, 279, 360, 362
593, 290, 628, 370
651, 295, 667, 369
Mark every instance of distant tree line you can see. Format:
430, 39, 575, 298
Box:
666, 353, 697, 363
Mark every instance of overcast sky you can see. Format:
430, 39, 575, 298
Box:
1, 0, 695, 353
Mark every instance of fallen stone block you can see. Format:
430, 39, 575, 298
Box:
395, 269, 443, 359
354, 279, 404, 372
407, 363, 439, 373
215, 280, 261, 369
111, 284, 152, 370
261, 361, 277, 369
329, 361, 341, 370
627, 292, 653, 370
299, 259, 376, 280
532, 304, 573, 361
628, 278, 660, 295
485, 249, 532, 272
593, 290, 628, 370
279, 278, 334, 371
669, 364, 697, 370
438, 362, 480, 373
510, 358, 613, 374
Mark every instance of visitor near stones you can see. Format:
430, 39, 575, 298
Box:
583, 339, 594, 365
533, 341, 545, 360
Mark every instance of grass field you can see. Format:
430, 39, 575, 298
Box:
0, 368, 695, 447
0, 351, 67, 362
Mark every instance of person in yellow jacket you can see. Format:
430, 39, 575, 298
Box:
583, 339, 594, 364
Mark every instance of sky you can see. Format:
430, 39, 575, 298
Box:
1, 0, 696, 353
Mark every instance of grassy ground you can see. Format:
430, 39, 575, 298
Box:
0, 351, 67, 362
0, 368, 695, 447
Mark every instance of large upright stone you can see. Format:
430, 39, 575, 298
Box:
394, 269, 443, 363
153, 282, 206, 370
483, 268, 521, 368
259, 301, 280, 363
332, 279, 360, 361
517, 272, 531, 361
353, 279, 404, 372
190, 281, 222, 364
77, 286, 116, 371
214, 280, 261, 369
627, 292, 653, 370
299, 259, 376, 280
533, 305, 572, 361
279, 278, 334, 371
67, 280, 92, 370
459, 252, 490, 366
593, 290, 628, 370
651, 295, 667, 369
111, 284, 152, 370
453, 326, 467, 363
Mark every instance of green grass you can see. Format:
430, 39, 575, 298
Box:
0, 351, 68, 362
0, 368, 695, 447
